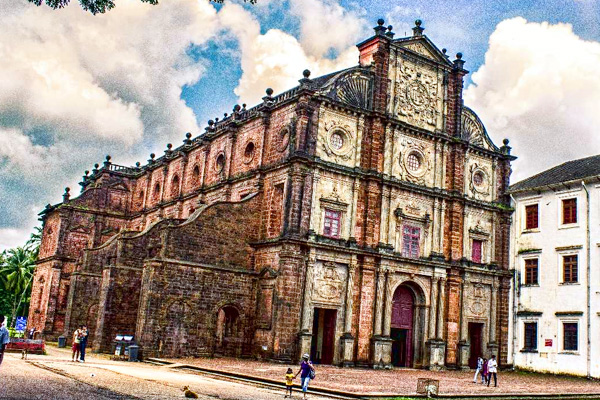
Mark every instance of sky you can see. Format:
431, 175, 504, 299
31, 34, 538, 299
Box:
1, 0, 599, 250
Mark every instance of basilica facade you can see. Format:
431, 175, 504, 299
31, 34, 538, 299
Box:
29, 19, 514, 369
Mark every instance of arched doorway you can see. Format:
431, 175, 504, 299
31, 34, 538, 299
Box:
391, 285, 415, 367
215, 306, 242, 357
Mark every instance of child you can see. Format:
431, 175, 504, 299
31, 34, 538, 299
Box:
285, 367, 294, 398
481, 357, 489, 384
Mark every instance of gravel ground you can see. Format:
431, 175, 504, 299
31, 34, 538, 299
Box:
164, 356, 600, 396
1, 347, 334, 400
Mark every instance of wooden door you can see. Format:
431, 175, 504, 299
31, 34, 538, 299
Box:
321, 309, 337, 364
391, 286, 414, 367
468, 323, 483, 368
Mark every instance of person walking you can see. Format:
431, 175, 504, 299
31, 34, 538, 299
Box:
79, 326, 88, 363
284, 367, 295, 398
487, 355, 498, 387
481, 357, 489, 385
472, 356, 483, 383
295, 354, 315, 399
71, 326, 82, 362
0, 315, 10, 367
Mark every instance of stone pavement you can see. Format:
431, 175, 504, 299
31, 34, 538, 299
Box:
0, 347, 336, 400
162, 356, 600, 396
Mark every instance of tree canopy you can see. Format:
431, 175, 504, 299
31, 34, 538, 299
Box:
0, 230, 39, 328
28, 0, 256, 15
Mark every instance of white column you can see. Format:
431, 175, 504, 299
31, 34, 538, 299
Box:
429, 277, 439, 339
373, 268, 386, 336
437, 278, 446, 339
301, 260, 316, 331
344, 259, 357, 333
383, 271, 393, 337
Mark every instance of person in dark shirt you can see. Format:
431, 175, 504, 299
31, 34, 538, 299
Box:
295, 353, 315, 399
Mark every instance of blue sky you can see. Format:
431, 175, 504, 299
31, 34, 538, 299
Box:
1, 0, 599, 249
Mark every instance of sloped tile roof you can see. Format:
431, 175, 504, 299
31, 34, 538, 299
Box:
510, 154, 600, 192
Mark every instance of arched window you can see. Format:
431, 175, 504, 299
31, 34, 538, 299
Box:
192, 165, 200, 184
171, 175, 180, 197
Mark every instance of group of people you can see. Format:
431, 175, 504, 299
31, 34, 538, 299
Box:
473, 354, 498, 387
71, 325, 89, 363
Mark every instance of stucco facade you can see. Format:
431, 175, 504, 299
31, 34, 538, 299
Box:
29, 19, 514, 369
509, 156, 600, 378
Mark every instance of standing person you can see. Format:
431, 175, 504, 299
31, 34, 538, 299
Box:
79, 326, 88, 363
472, 356, 483, 383
481, 358, 489, 385
284, 367, 294, 398
0, 315, 10, 367
294, 354, 315, 399
71, 326, 82, 362
487, 355, 498, 387
28, 327, 35, 340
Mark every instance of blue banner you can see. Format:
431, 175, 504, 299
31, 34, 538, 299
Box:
15, 317, 27, 333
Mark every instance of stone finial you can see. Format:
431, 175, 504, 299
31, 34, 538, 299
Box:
135, 162, 141, 168
224, 113, 228, 118
385, 25, 395, 38
263, 88, 275, 106
303, 69, 311, 79
299, 69, 312, 87
103, 155, 112, 168
233, 104, 241, 113
453, 52, 465, 69
149, 153, 156, 164
63, 187, 71, 202
92, 163, 99, 174
501, 138, 512, 155
413, 19, 424, 36
242, 104, 247, 111
374, 18, 386, 35
83, 170, 89, 179
165, 143, 173, 155
184, 132, 192, 145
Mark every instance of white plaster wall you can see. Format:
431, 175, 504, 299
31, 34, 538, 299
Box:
510, 184, 599, 377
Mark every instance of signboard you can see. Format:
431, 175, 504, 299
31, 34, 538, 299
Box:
545, 339, 553, 347
15, 317, 27, 333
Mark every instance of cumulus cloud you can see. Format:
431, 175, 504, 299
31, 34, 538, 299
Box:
0, 0, 220, 249
219, 2, 361, 105
464, 17, 600, 182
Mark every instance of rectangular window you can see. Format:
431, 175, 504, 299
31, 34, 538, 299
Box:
524, 322, 537, 350
323, 209, 341, 238
525, 204, 539, 230
472, 239, 483, 263
562, 198, 577, 224
563, 322, 578, 351
402, 225, 421, 258
563, 255, 578, 283
524, 258, 539, 285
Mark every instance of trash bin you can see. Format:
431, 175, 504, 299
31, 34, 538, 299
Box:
128, 344, 139, 362
58, 336, 66, 348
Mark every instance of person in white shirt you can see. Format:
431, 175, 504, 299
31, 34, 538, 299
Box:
473, 356, 484, 383
0, 315, 10, 367
487, 355, 498, 387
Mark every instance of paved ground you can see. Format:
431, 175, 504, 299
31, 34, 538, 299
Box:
164, 356, 600, 396
0, 348, 334, 400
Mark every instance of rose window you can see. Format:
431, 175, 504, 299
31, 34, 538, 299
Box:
406, 153, 421, 171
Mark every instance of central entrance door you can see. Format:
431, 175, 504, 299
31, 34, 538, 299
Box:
391, 286, 414, 367
311, 308, 337, 364
468, 322, 484, 368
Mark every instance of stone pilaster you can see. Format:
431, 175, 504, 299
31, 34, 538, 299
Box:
341, 259, 357, 367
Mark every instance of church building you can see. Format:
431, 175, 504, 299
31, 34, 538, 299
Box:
29, 19, 515, 369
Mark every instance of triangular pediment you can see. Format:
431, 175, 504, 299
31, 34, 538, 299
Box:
394, 36, 453, 67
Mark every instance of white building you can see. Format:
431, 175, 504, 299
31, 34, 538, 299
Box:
509, 155, 600, 378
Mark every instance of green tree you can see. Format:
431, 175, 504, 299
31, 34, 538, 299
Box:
28, 0, 256, 15
0, 245, 37, 328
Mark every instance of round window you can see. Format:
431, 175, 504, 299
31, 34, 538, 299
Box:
215, 154, 225, 173
406, 152, 422, 172
244, 142, 255, 162
473, 171, 484, 186
330, 131, 345, 150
